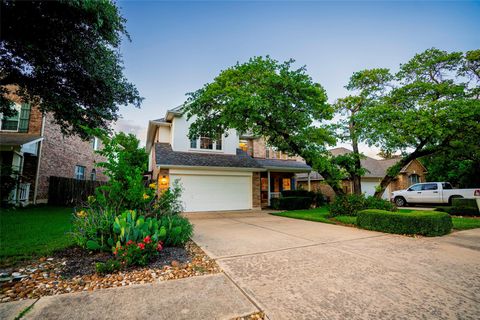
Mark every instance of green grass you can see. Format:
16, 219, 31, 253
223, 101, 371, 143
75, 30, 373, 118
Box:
451, 216, 480, 230
0, 206, 74, 266
271, 207, 353, 225
272, 207, 480, 231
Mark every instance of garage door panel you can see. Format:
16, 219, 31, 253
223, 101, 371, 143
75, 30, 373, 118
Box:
170, 173, 252, 212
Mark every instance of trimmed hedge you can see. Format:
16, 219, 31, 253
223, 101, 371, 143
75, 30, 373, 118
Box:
357, 209, 452, 236
329, 194, 397, 217
271, 196, 313, 210
281, 190, 325, 207
435, 198, 480, 216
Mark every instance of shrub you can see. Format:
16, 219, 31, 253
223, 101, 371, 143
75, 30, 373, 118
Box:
158, 215, 193, 247
271, 196, 313, 210
71, 207, 116, 251
357, 209, 452, 236
112, 210, 166, 246
281, 190, 325, 207
451, 198, 479, 216
329, 194, 396, 217
95, 259, 121, 274
113, 236, 163, 267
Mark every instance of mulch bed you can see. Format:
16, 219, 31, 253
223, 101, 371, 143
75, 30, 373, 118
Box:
0, 241, 220, 303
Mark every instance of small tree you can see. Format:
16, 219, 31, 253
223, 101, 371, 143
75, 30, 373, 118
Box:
184, 56, 345, 194
93, 130, 150, 212
357, 48, 480, 197
333, 69, 392, 194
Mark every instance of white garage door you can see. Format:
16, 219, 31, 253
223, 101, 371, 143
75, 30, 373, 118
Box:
361, 181, 388, 199
169, 172, 252, 212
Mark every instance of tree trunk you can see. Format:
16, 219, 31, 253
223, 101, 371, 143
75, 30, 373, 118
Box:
373, 147, 438, 198
351, 137, 362, 195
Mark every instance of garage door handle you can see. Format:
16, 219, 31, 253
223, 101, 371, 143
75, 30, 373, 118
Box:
417, 192, 422, 194
433, 191, 438, 194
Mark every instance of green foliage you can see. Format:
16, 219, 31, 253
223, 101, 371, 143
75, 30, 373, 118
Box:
157, 215, 193, 247
0, 164, 20, 205
93, 130, 152, 213
113, 236, 162, 267
0, 0, 142, 137
271, 197, 313, 210
357, 209, 452, 236
184, 56, 346, 194
355, 48, 480, 197
436, 198, 480, 216
95, 259, 121, 274
329, 194, 397, 217
149, 181, 184, 219
112, 210, 166, 246
281, 190, 325, 207
71, 207, 116, 251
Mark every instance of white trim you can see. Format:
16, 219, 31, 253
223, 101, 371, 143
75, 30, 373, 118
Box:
170, 169, 253, 177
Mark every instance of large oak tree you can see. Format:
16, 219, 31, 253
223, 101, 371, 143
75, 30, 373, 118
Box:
357, 48, 480, 198
184, 56, 345, 194
0, 0, 142, 137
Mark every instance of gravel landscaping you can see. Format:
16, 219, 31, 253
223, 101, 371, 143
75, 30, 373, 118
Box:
0, 241, 220, 303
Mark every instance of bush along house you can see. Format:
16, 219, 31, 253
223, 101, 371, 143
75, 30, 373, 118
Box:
145, 106, 312, 212
0, 88, 106, 206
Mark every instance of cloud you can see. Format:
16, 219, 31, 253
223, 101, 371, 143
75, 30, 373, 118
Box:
113, 119, 147, 146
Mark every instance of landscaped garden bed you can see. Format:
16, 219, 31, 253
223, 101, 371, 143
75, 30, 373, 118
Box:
0, 132, 222, 304
0, 241, 220, 303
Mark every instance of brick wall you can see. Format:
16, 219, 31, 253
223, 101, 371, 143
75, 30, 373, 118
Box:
297, 180, 336, 203
252, 172, 261, 209
36, 113, 106, 202
2, 86, 43, 135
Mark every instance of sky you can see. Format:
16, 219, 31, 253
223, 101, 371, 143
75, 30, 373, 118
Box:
115, 0, 480, 157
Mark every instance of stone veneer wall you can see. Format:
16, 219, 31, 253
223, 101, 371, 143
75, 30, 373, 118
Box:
36, 113, 106, 202
252, 172, 261, 209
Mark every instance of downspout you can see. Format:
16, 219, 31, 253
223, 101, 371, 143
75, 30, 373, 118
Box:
33, 114, 46, 204
267, 170, 271, 206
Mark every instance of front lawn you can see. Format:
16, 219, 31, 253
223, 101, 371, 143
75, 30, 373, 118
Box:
271, 207, 480, 231
0, 206, 74, 266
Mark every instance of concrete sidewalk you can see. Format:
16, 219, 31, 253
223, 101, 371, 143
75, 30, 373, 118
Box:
1, 274, 259, 320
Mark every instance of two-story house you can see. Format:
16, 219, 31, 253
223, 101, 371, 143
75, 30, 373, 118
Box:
146, 106, 311, 212
0, 87, 106, 205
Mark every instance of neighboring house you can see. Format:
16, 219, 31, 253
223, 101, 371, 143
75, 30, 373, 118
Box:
145, 106, 311, 212
0, 88, 106, 205
296, 147, 427, 200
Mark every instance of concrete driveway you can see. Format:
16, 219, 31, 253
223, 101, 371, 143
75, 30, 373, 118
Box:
188, 211, 480, 320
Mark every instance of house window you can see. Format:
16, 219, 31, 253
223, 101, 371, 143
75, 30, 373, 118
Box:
90, 169, 96, 181
200, 137, 213, 149
265, 148, 269, 158
215, 135, 222, 150
239, 140, 248, 152
0, 103, 31, 132
282, 178, 291, 191
90, 137, 99, 151
74, 165, 86, 180
408, 174, 420, 186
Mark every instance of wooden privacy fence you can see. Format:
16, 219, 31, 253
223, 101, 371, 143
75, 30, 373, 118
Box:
48, 176, 106, 206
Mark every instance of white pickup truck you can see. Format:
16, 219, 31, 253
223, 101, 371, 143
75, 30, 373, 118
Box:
391, 182, 480, 207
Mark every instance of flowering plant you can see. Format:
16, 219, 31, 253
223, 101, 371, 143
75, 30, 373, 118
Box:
113, 236, 163, 267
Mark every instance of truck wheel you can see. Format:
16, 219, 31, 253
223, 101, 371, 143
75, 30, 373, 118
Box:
448, 195, 463, 206
394, 196, 407, 207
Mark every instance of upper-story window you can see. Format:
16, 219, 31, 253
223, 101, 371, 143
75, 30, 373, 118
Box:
0, 103, 31, 132
189, 135, 222, 151
90, 137, 99, 151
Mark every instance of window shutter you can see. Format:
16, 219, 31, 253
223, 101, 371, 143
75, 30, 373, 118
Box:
18, 104, 31, 133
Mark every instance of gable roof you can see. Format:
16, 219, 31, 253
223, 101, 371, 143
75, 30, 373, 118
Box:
155, 143, 264, 170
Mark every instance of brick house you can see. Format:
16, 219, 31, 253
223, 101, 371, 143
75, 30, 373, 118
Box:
0, 89, 106, 205
296, 147, 427, 201
146, 106, 311, 212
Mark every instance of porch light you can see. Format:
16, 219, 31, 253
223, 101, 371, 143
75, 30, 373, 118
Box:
160, 175, 168, 186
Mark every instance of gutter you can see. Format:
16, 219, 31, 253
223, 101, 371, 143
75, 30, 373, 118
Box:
156, 164, 266, 172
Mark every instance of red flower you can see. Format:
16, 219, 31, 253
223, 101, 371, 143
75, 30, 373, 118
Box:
137, 243, 145, 250
113, 249, 118, 256
143, 236, 151, 244
156, 242, 163, 252
126, 240, 134, 246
